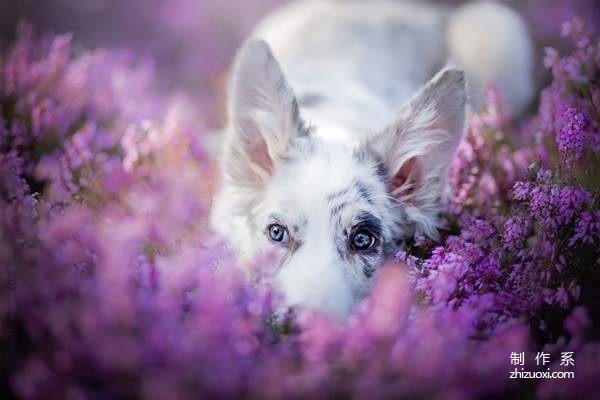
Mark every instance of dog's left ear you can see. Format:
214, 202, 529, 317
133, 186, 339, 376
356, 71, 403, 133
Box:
223, 39, 305, 187
368, 68, 467, 237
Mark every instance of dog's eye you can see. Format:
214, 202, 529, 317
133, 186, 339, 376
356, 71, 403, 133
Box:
350, 229, 376, 251
267, 223, 288, 244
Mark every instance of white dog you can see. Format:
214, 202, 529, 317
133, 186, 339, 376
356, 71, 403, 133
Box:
211, 0, 533, 319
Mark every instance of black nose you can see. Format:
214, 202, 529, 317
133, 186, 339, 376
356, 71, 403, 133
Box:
269, 306, 299, 333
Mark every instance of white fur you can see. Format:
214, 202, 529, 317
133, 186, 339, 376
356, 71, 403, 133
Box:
211, 0, 533, 319
447, 1, 534, 114
264, 144, 390, 319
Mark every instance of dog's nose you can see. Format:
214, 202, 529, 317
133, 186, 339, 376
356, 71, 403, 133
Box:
270, 305, 298, 331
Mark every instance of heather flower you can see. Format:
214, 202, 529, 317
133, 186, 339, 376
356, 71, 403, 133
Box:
569, 210, 600, 246
1, 9, 600, 400
503, 216, 531, 250
462, 217, 497, 242
557, 185, 593, 224
512, 181, 532, 200
556, 107, 588, 165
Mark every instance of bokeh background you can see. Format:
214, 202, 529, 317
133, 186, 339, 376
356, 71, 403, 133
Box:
1, 1, 600, 399
1, 0, 598, 125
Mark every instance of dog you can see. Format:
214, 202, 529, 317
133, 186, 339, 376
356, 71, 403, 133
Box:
211, 0, 533, 320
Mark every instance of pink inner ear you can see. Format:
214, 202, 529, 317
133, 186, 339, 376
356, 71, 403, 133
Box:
389, 157, 419, 198
248, 136, 274, 177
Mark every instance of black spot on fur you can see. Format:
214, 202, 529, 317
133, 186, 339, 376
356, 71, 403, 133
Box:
375, 161, 388, 181
352, 148, 388, 183
360, 255, 376, 278
330, 201, 349, 217
354, 179, 374, 204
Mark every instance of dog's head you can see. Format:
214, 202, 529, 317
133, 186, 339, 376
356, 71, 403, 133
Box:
211, 40, 467, 319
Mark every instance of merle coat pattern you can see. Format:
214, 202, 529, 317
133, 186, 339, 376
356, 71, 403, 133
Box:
211, 0, 533, 319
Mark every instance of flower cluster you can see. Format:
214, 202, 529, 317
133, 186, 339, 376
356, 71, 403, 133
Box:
1, 12, 600, 400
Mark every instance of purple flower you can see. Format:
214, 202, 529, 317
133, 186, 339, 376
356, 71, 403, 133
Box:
503, 216, 531, 250
2, 9, 600, 400
556, 107, 588, 165
569, 211, 600, 246
512, 181, 533, 200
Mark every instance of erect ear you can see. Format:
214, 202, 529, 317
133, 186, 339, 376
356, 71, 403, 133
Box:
223, 39, 306, 187
368, 68, 467, 237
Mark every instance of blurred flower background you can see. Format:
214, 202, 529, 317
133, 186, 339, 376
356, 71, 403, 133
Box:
0, 0, 599, 399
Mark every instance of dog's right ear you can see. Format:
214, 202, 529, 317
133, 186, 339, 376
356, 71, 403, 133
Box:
223, 40, 305, 187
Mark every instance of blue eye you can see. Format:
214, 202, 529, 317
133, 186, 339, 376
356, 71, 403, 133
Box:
268, 223, 288, 243
350, 229, 376, 251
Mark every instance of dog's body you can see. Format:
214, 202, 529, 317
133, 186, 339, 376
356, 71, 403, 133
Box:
211, 0, 533, 319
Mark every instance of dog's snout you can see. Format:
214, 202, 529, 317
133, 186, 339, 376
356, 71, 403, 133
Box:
273, 248, 356, 319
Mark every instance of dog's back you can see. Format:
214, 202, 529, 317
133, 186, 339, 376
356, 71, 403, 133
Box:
254, 0, 533, 141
